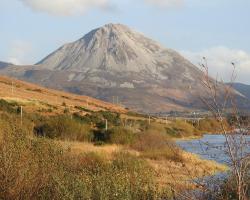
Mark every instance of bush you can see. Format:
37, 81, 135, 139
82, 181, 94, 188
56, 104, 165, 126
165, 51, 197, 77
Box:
0, 122, 70, 200
63, 107, 70, 114
76, 152, 161, 200
196, 118, 229, 133
93, 127, 136, 145
107, 127, 136, 145
0, 112, 34, 140
132, 129, 183, 162
166, 120, 201, 138
216, 166, 250, 200
73, 111, 121, 128
0, 99, 19, 113
74, 106, 92, 113
34, 115, 93, 142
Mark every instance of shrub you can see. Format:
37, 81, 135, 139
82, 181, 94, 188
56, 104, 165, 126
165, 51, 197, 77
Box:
73, 111, 121, 128
63, 107, 70, 114
0, 121, 70, 200
195, 118, 229, 133
34, 115, 93, 142
0, 112, 34, 139
77, 152, 161, 200
93, 127, 136, 145
216, 164, 249, 200
107, 127, 136, 145
98, 111, 121, 126
93, 129, 109, 143
132, 129, 183, 162
74, 106, 92, 113
166, 120, 201, 138
0, 99, 19, 113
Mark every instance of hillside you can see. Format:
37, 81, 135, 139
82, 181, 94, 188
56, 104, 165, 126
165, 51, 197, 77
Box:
0, 61, 11, 69
229, 82, 250, 100
0, 75, 126, 115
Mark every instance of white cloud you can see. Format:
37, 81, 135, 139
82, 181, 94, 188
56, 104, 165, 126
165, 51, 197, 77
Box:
180, 46, 250, 84
18, 0, 185, 16
145, 0, 185, 8
19, 0, 112, 16
7, 40, 34, 65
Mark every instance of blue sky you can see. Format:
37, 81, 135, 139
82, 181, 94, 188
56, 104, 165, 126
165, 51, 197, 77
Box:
1, 0, 250, 83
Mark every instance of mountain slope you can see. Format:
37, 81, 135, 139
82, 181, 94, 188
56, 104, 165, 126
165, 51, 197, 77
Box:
0, 75, 125, 115
229, 82, 250, 100
0, 24, 247, 112
0, 61, 11, 69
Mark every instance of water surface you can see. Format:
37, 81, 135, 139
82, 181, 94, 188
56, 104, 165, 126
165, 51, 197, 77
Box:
177, 134, 250, 165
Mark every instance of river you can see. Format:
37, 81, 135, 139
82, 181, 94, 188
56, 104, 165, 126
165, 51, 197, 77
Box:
176, 134, 250, 165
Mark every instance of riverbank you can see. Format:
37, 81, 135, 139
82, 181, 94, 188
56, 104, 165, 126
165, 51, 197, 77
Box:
60, 140, 228, 191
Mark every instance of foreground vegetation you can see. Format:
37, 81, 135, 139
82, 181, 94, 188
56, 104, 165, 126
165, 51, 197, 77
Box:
0, 99, 234, 199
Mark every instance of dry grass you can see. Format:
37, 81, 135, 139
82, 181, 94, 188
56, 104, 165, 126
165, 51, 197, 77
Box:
0, 75, 126, 115
58, 140, 228, 191
149, 151, 228, 190
58, 141, 123, 159
120, 113, 146, 121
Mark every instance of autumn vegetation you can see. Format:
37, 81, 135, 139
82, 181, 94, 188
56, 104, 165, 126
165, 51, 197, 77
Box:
0, 98, 233, 199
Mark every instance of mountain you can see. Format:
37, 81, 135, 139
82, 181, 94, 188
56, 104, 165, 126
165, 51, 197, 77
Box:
0, 61, 11, 69
0, 24, 248, 113
228, 82, 250, 100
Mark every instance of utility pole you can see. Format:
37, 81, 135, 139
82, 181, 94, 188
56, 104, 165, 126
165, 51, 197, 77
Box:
20, 106, 23, 126
11, 68, 14, 96
165, 116, 168, 125
11, 80, 14, 96
86, 97, 89, 109
105, 119, 108, 131
148, 115, 151, 125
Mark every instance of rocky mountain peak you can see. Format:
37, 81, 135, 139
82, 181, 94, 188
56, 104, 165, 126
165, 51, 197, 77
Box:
36, 23, 182, 74
81, 23, 130, 43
